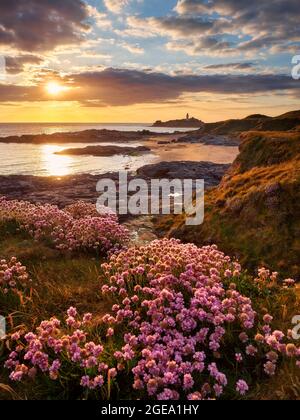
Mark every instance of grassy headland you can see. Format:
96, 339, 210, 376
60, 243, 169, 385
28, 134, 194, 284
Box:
162, 130, 300, 279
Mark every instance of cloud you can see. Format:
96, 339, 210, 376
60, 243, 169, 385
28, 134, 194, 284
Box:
204, 63, 255, 70
126, 15, 216, 39
127, 0, 300, 56
0, 68, 299, 106
120, 42, 144, 55
86, 5, 111, 28
166, 38, 235, 57
4, 55, 44, 74
0, 0, 91, 52
104, 0, 130, 14
148, 16, 214, 38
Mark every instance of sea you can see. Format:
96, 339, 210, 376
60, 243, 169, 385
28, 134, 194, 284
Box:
0, 123, 238, 177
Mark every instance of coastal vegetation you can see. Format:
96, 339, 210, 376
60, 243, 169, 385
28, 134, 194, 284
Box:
1, 113, 300, 401
164, 130, 300, 279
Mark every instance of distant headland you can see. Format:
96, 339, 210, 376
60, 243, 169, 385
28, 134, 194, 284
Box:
152, 114, 204, 128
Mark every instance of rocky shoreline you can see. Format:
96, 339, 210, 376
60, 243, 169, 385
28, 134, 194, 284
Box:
0, 161, 229, 208
0, 129, 159, 144
0, 128, 241, 148
177, 133, 240, 146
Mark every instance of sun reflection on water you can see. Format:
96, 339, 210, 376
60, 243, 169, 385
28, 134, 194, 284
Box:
41, 145, 74, 176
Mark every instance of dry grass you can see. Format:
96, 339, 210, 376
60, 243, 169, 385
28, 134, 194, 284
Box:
161, 131, 300, 279
0, 229, 109, 400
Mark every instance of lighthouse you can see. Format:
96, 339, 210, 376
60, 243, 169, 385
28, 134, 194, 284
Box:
186, 113, 190, 120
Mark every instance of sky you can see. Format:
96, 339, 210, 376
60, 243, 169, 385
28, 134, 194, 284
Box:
0, 0, 299, 123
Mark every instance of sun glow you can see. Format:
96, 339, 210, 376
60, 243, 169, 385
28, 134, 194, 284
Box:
41, 145, 74, 176
46, 82, 68, 96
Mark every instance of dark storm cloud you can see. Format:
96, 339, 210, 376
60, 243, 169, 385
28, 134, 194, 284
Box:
0, 68, 299, 106
0, 0, 90, 52
5, 55, 44, 74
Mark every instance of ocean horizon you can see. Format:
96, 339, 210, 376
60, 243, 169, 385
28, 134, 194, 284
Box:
0, 122, 194, 137
0, 122, 238, 177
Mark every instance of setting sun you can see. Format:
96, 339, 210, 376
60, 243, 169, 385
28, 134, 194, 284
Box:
46, 82, 67, 96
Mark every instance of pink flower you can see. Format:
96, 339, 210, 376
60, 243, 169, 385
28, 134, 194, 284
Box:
236, 380, 249, 396
108, 368, 117, 379
93, 375, 104, 388
239, 333, 249, 343
80, 375, 90, 387
83, 313, 92, 324
264, 361, 276, 376
235, 353, 243, 363
67, 307, 77, 318
106, 328, 115, 337
263, 314, 273, 324
246, 345, 258, 357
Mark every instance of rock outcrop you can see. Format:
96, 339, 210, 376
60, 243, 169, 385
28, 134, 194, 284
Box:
153, 117, 204, 128
137, 161, 229, 187
0, 129, 155, 144
56, 145, 151, 157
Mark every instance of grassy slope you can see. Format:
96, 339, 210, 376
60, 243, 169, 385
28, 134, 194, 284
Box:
0, 226, 110, 400
161, 131, 300, 279
0, 221, 300, 399
196, 110, 300, 137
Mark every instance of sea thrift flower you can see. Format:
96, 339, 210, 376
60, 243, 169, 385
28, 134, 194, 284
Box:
239, 333, 249, 343
283, 279, 295, 288
4, 239, 297, 401
183, 374, 194, 390
106, 328, 114, 337
246, 345, 258, 357
264, 361, 277, 376
236, 380, 249, 396
0, 257, 31, 297
266, 352, 279, 363
263, 314, 273, 324
5, 308, 112, 392
235, 354, 243, 363
0, 198, 129, 255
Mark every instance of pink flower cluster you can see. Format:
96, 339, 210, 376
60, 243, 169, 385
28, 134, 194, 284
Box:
64, 201, 117, 221
0, 197, 129, 254
100, 239, 299, 400
0, 257, 31, 295
5, 240, 299, 400
5, 308, 116, 390
256, 267, 295, 290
